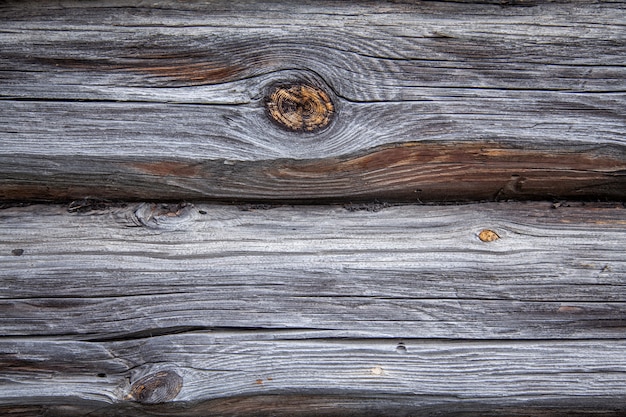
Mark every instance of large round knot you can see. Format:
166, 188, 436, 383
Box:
265, 83, 334, 132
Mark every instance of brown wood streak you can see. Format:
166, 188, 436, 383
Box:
35, 56, 244, 85
132, 62, 243, 84
129, 141, 626, 202
131, 395, 626, 417
1, 142, 624, 203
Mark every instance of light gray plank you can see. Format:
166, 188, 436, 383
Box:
1, 336, 626, 414
1, 202, 624, 340
2, 1, 625, 102
2, 96, 625, 161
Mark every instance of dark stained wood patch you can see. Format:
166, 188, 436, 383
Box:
29, 55, 246, 86
1, 141, 623, 203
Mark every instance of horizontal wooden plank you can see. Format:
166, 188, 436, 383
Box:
1, 336, 626, 415
3, 1, 625, 101
1, 141, 625, 202
1, 202, 624, 340
1, 0, 625, 202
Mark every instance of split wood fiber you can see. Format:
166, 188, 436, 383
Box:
0, 202, 625, 415
1, 0, 625, 202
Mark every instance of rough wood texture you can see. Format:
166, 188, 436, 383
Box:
2, 0, 625, 414
1, 202, 625, 415
1, 0, 625, 202
1, 142, 625, 203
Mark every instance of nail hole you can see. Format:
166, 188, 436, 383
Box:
11, 249, 24, 256
97, 373, 107, 378
396, 342, 407, 354
198, 210, 207, 215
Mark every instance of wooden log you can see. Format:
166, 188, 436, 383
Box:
1, 0, 625, 202
2, 337, 626, 416
1, 202, 625, 415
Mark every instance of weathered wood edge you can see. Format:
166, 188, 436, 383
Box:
2, 395, 626, 417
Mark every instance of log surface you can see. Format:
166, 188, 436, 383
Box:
1, 0, 625, 202
1, 201, 625, 415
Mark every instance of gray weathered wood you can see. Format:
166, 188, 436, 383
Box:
1, 202, 625, 414
1, 202, 625, 339
1, 0, 625, 202
2, 337, 626, 416
1, 0, 626, 414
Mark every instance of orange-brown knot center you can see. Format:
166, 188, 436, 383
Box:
266, 83, 334, 132
478, 229, 500, 242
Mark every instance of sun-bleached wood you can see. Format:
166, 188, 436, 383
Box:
1, 202, 625, 415
2, 337, 626, 416
1, 202, 625, 339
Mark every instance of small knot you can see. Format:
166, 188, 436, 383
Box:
130, 203, 195, 229
478, 229, 500, 242
265, 83, 334, 132
125, 370, 183, 404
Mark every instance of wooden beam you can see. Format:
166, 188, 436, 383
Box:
1, 202, 625, 414
1, 0, 625, 202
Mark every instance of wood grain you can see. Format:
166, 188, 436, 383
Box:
1, 0, 625, 202
1, 202, 625, 413
2, 337, 626, 416
1, 202, 625, 340
1, 0, 625, 414
1, 141, 624, 202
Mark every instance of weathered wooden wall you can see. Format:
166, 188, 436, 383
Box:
1, 0, 626, 415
